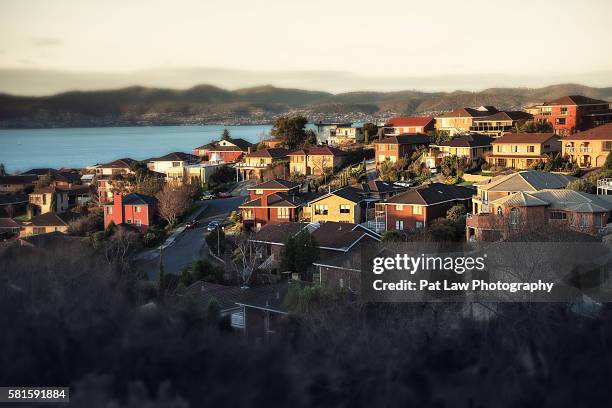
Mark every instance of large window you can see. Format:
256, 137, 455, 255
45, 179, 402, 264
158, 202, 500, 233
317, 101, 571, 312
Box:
395, 204, 404, 211
556, 118, 566, 125
549, 211, 567, 220
278, 207, 290, 219
509, 208, 519, 225
412, 205, 423, 215
339, 204, 350, 214
395, 220, 404, 230
560, 107, 568, 115
314, 204, 328, 215
527, 146, 535, 153
580, 214, 589, 227
603, 141, 612, 151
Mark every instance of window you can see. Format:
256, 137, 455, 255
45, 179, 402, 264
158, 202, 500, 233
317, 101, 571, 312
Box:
580, 214, 589, 227
314, 204, 328, 215
339, 204, 350, 214
560, 107, 568, 115
594, 214, 604, 227
556, 118, 566, 125
172, 161, 181, 167
395, 220, 404, 230
33, 227, 46, 235
126, 219, 132, 224
527, 146, 535, 153
549, 211, 567, 220
278, 207, 290, 219
412, 205, 422, 215
106, 207, 113, 215
416, 221, 423, 229
134, 206, 141, 213
135, 220, 142, 226
395, 204, 404, 211
512, 145, 519, 153
509, 208, 519, 225
497, 207, 503, 216
255, 189, 263, 195
603, 141, 612, 151
378, 155, 386, 162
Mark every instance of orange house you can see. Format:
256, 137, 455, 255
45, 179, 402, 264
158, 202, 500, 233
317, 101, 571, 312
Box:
103, 192, 157, 232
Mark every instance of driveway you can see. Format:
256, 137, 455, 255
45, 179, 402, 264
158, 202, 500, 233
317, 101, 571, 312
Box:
144, 195, 245, 279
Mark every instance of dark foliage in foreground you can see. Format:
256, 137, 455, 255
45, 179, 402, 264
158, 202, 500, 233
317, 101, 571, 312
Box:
1, 241, 612, 407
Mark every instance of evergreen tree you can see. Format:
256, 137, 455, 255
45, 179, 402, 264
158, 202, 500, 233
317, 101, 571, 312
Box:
222, 128, 231, 141
0, 163, 5, 176
363, 129, 369, 145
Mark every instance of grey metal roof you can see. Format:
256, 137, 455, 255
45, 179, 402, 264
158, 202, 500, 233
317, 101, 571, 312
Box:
478, 171, 576, 192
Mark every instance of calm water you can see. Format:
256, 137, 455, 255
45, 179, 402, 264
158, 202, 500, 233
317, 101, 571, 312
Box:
0, 125, 273, 173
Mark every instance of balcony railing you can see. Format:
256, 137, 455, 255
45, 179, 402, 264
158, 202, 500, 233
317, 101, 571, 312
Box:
566, 146, 592, 153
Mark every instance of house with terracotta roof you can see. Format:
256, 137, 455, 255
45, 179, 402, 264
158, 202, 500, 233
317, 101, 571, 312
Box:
375, 183, 474, 232
470, 170, 576, 215
193, 138, 253, 162
527, 95, 612, 136
373, 134, 431, 167
466, 189, 612, 241
235, 148, 289, 181
145, 152, 199, 173
20, 211, 80, 237
561, 123, 612, 168
287, 146, 347, 176
435, 106, 499, 135
103, 192, 158, 232
423, 134, 493, 168
384, 116, 435, 136
487, 133, 561, 169
239, 179, 318, 230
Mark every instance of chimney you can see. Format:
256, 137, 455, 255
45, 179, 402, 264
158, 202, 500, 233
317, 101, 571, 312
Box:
113, 191, 124, 224
261, 192, 268, 207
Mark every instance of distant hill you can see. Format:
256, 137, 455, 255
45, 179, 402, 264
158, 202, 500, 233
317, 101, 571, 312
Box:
1, 83, 611, 128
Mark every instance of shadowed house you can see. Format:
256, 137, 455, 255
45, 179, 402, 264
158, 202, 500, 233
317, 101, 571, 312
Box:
145, 152, 199, 173
470, 170, 576, 215
20, 211, 80, 237
103, 192, 157, 232
487, 133, 561, 169
423, 134, 493, 168
375, 183, 474, 232
435, 106, 499, 135
469, 111, 532, 137
374, 134, 431, 167
527, 95, 612, 136
0, 175, 37, 194
0, 218, 21, 238
384, 116, 435, 136
235, 148, 289, 181
466, 189, 612, 241
561, 123, 612, 168
193, 138, 253, 162
287, 146, 347, 176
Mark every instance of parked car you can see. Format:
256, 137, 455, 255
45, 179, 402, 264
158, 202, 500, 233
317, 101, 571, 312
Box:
217, 191, 231, 198
206, 220, 220, 231
201, 192, 215, 200
185, 219, 199, 229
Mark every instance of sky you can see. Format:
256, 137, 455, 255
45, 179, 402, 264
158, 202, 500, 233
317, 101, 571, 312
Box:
0, 0, 611, 95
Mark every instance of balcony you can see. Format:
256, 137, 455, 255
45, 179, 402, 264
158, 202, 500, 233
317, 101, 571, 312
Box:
235, 162, 269, 168
567, 146, 593, 153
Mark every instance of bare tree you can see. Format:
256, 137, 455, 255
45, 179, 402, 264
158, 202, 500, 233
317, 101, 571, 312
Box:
156, 183, 193, 227
231, 232, 263, 287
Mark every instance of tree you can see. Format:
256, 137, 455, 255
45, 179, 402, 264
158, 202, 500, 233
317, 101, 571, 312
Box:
362, 123, 378, 144
271, 115, 308, 149
304, 129, 318, 146
231, 232, 263, 287
179, 267, 194, 287
518, 120, 553, 133
280, 230, 319, 275
566, 179, 595, 194
221, 128, 231, 141
156, 183, 193, 227
135, 176, 164, 197
427, 130, 451, 145
0, 163, 5, 176
446, 204, 467, 222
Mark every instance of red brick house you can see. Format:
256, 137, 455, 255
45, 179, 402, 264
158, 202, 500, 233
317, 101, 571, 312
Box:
384, 116, 435, 135
528, 95, 612, 136
103, 192, 158, 232
239, 179, 318, 230
376, 183, 474, 232
374, 134, 431, 167
193, 138, 253, 163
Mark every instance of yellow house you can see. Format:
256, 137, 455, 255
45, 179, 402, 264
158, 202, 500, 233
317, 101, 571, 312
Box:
307, 186, 365, 224
288, 146, 347, 176
28, 187, 69, 215
487, 133, 561, 169
561, 123, 612, 168
20, 212, 79, 237
235, 148, 289, 180
165, 163, 226, 186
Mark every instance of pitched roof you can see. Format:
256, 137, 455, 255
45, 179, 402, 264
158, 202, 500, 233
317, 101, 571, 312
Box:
183, 281, 246, 312
490, 191, 550, 207
562, 123, 612, 141
287, 146, 347, 156
493, 132, 558, 144
245, 148, 289, 158
374, 134, 431, 145
386, 183, 474, 205
385, 116, 434, 127
309, 186, 366, 205
0, 193, 28, 205
477, 171, 576, 192
0, 218, 20, 229
240, 192, 307, 208
362, 180, 405, 194
472, 111, 532, 122
0, 175, 37, 185
149, 152, 198, 162
249, 179, 300, 190
236, 282, 295, 313
97, 158, 138, 169
196, 138, 253, 151
122, 193, 157, 206
29, 211, 80, 227
436, 107, 498, 118
436, 134, 493, 148
492, 189, 612, 213
544, 95, 610, 106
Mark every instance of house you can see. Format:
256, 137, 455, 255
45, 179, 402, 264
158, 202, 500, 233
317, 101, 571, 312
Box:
183, 281, 247, 329
259, 138, 283, 149
360, 180, 409, 200
384, 116, 435, 136
307, 186, 368, 224
0, 175, 37, 194
239, 179, 318, 230
528, 95, 612, 136
103, 192, 157, 232
374, 134, 431, 167
470, 170, 576, 214
470, 111, 533, 137
314, 122, 352, 144
94, 158, 138, 176
236, 282, 296, 339
0, 218, 21, 238
22, 168, 82, 187
0, 193, 29, 217
423, 134, 493, 169
287, 146, 347, 176
435, 106, 499, 135
235, 148, 289, 181
20, 211, 80, 237
165, 163, 226, 186
375, 183, 474, 232
250, 221, 380, 274
328, 126, 364, 145
145, 152, 199, 173
466, 189, 612, 241
487, 133, 561, 169
193, 138, 253, 162
28, 186, 70, 215
561, 122, 612, 168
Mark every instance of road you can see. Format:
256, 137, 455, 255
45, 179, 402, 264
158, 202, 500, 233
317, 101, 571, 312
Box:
144, 195, 245, 280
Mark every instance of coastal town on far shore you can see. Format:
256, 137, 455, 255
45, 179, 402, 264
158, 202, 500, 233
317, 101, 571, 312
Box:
3, 94, 612, 335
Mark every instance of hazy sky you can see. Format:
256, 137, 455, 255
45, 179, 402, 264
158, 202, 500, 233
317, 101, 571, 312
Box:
1, 0, 611, 94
